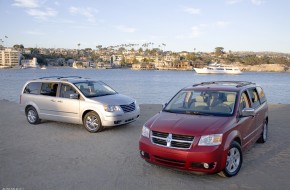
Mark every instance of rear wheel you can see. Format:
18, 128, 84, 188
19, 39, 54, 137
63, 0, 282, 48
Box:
219, 141, 242, 177
257, 121, 268, 143
83, 111, 103, 133
26, 106, 41, 124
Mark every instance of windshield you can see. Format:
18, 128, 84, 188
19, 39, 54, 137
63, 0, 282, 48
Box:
74, 81, 117, 97
164, 90, 237, 116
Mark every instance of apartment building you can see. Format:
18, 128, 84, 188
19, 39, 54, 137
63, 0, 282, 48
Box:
0, 49, 19, 67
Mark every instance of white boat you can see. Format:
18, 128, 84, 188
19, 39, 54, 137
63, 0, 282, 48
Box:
193, 63, 242, 74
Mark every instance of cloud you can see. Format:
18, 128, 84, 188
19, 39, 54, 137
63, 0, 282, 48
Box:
13, 0, 58, 20
226, 0, 243, 4
176, 21, 230, 40
176, 26, 202, 39
12, 0, 40, 8
26, 8, 57, 20
25, 30, 45, 36
251, 0, 265, 5
115, 25, 136, 33
182, 6, 201, 15
215, 21, 230, 27
190, 26, 201, 38
69, 6, 98, 23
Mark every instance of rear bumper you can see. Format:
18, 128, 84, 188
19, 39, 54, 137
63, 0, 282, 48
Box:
139, 136, 227, 173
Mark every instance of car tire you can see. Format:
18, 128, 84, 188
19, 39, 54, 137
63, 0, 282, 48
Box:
26, 106, 41, 124
257, 121, 268, 143
219, 141, 243, 177
83, 111, 103, 133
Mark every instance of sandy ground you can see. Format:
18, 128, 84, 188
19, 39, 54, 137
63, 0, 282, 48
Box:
1, 100, 290, 190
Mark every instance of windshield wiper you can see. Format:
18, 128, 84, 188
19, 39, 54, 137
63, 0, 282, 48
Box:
185, 111, 211, 116
163, 110, 180, 114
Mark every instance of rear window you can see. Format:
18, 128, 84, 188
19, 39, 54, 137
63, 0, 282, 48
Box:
23, 82, 41, 95
256, 87, 266, 104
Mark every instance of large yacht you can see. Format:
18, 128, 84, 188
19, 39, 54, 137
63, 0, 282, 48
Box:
193, 63, 242, 74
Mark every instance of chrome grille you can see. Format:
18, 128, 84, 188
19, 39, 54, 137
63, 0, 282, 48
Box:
120, 102, 135, 113
151, 131, 194, 149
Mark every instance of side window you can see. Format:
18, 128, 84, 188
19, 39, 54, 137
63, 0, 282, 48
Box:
239, 92, 250, 112
248, 88, 261, 108
40, 83, 58, 97
24, 82, 41, 94
60, 84, 77, 99
256, 87, 266, 104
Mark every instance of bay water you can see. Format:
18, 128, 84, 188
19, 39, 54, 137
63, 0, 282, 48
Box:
0, 68, 289, 104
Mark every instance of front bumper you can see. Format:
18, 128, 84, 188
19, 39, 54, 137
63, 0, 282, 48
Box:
139, 136, 227, 173
102, 107, 140, 126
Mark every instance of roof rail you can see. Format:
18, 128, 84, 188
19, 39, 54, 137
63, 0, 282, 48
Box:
38, 76, 83, 80
38, 76, 62, 79
195, 81, 255, 88
56, 76, 82, 79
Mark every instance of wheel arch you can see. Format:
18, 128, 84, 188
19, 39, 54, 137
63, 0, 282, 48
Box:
219, 130, 242, 171
25, 103, 40, 116
224, 130, 241, 151
82, 109, 102, 123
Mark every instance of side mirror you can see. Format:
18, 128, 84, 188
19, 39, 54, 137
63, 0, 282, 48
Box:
162, 103, 168, 109
241, 108, 255, 117
69, 93, 79, 99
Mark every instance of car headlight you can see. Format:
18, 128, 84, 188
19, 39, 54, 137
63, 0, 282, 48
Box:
142, 126, 150, 138
198, 134, 223, 146
104, 105, 122, 112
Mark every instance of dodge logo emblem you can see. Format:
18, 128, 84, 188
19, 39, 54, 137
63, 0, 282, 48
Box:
166, 134, 172, 147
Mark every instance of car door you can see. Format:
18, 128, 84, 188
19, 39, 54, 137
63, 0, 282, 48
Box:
36, 82, 60, 120
53, 83, 80, 123
236, 91, 256, 151
248, 87, 266, 141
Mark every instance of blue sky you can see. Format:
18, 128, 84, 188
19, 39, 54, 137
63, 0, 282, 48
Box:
1, 0, 290, 53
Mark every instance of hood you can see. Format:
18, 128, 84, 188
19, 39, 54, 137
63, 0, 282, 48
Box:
89, 94, 135, 105
146, 111, 232, 135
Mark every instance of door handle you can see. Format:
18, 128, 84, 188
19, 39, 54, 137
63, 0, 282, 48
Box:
51, 99, 56, 102
57, 100, 63, 103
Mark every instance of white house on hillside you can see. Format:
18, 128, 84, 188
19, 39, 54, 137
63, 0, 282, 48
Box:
21, 57, 38, 68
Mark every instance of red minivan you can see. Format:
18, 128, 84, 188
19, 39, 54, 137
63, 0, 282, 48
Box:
139, 81, 268, 177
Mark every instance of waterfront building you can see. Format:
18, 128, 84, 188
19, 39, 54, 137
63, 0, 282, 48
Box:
111, 54, 123, 67
0, 49, 19, 67
21, 57, 38, 68
132, 63, 155, 70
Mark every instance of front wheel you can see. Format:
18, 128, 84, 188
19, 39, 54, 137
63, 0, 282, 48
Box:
26, 106, 41, 124
219, 141, 243, 177
83, 111, 103, 133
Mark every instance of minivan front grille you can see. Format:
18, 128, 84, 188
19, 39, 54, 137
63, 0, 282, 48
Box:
151, 131, 194, 149
120, 102, 135, 113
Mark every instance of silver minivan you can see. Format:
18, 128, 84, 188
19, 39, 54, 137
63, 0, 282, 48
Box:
20, 76, 140, 132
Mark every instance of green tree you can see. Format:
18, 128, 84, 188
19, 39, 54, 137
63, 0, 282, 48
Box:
132, 57, 138, 64
186, 52, 196, 61
138, 48, 143, 54
215, 47, 224, 57
120, 56, 126, 66
96, 45, 102, 51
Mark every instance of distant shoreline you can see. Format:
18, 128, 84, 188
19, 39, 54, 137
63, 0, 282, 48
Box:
1, 64, 290, 73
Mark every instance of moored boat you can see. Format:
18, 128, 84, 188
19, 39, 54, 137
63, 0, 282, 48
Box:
193, 63, 242, 74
